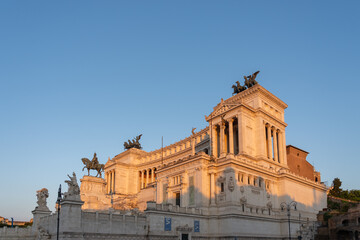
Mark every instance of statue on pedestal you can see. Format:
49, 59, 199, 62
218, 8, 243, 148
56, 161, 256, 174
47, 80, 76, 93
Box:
63, 172, 80, 200
232, 71, 260, 94
82, 152, 105, 178
124, 134, 142, 150
35, 188, 50, 211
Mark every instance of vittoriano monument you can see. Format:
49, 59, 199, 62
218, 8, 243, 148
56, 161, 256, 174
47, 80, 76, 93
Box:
124, 134, 142, 150
82, 153, 105, 178
232, 71, 260, 94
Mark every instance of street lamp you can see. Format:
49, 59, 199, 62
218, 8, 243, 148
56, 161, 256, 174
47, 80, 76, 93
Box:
56, 184, 62, 240
109, 190, 114, 209
280, 201, 297, 240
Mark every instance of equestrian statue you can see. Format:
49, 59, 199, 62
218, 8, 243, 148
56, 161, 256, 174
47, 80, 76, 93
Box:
82, 152, 105, 178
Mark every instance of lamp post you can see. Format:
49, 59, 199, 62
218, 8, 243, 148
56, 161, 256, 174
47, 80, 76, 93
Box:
109, 190, 114, 209
56, 184, 62, 240
280, 201, 297, 240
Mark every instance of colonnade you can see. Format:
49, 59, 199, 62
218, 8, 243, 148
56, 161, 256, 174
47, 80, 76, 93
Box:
139, 167, 157, 190
106, 170, 116, 194
264, 123, 284, 163
211, 117, 239, 158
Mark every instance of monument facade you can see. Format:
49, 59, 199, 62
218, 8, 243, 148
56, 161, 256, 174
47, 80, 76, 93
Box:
81, 76, 327, 239
0, 75, 328, 239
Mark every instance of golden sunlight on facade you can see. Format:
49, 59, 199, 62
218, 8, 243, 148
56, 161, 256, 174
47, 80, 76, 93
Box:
81, 84, 327, 221
1, 82, 328, 240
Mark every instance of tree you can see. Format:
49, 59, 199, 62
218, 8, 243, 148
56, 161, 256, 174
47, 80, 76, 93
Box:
329, 178, 342, 197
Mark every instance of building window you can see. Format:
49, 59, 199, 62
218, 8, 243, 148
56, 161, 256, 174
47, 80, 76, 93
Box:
175, 192, 181, 206
221, 182, 224, 192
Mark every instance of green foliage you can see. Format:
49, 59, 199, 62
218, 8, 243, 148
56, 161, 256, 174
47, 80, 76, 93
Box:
327, 178, 360, 215
328, 178, 360, 202
327, 198, 340, 210
329, 178, 342, 197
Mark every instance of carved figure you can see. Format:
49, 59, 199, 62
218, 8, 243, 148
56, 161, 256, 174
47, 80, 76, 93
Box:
36, 188, 49, 210
64, 172, 80, 199
191, 128, 196, 135
37, 226, 51, 240
82, 153, 105, 178
124, 134, 142, 150
244, 71, 260, 88
232, 71, 260, 94
228, 177, 235, 192
232, 81, 247, 94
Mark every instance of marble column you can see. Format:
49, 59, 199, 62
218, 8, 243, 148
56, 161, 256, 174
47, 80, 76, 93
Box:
273, 127, 278, 163
106, 172, 109, 193
151, 168, 155, 183
282, 131, 288, 166
267, 125, 273, 160
109, 172, 113, 193
220, 122, 225, 157
229, 118, 234, 154
141, 170, 144, 189
237, 114, 244, 154
278, 131, 282, 164
112, 170, 115, 193
259, 119, 267, 158
212, 125, 218, 157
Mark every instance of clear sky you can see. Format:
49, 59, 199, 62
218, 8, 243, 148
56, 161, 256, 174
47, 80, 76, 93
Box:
1, 1, 359, 221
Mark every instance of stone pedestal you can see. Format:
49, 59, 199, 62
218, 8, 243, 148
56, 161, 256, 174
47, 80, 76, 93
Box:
31, 207, 51, 231
80, 175, 111, 210
59, 198, 84, 233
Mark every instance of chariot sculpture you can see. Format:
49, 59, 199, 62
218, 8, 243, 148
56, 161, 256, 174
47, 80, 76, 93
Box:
124, 134, 142, 150
82, 152, 105, 178
232, 71, 260, 94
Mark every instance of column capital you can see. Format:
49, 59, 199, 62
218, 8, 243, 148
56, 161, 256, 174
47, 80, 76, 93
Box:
227, 117, 234, 123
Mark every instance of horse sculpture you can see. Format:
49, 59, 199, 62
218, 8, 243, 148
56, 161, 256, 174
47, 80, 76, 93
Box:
124, 134, 142, 150
82, 153, 104, 178
232, 71, 260, 95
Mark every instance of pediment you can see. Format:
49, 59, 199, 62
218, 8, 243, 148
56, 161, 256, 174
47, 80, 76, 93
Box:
205, 84, 287, 121
205, 96, 244, 121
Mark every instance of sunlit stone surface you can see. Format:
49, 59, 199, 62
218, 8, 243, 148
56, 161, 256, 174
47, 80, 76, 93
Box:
0, 84, 327, 240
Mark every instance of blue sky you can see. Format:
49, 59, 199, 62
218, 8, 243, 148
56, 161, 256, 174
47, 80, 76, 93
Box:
0, 1, 359, 220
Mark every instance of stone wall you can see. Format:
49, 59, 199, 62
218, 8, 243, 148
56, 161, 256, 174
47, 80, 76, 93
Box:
0, 227, 35, 240
0, 200, 319, 240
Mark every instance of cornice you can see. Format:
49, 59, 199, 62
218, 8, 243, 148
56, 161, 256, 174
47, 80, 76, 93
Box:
205, 84, 288, 122
146, 127, 209, 155
112, 148, 147, 160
